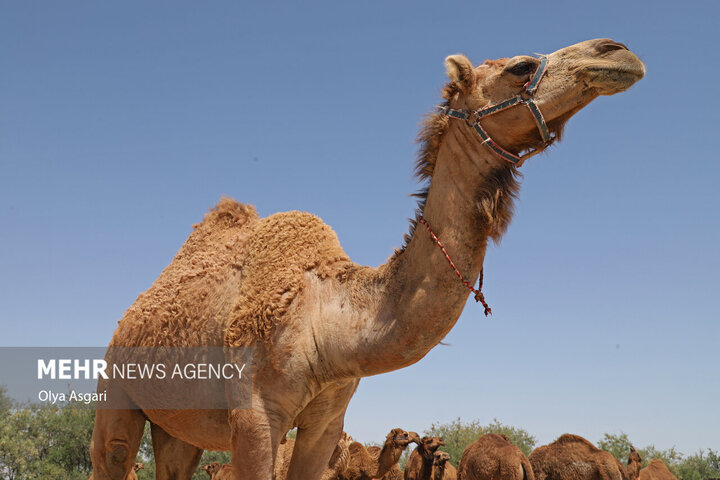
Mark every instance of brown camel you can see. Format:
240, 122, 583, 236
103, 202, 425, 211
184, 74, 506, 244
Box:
529, 434, 628, 480
457, 433, 533, 480
274, 432, 354, 480
638, 460, 678, 480
126, 463, 144, 480
433, 451, 457, 480
405, 437, 446, 480
627, 446, 642, 480
90, 38, 644, 480
201, 461, 234, 480
90, 462, 145, 480
339, 428, 413, 480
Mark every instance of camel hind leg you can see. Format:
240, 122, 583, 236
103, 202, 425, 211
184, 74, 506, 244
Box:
151, 423, 203, 480
90, 382, 146, 480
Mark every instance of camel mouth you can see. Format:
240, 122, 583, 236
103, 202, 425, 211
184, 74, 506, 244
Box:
583, 64, 645, 93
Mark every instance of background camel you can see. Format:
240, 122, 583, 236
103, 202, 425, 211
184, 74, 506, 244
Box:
201, 461, 234, 480
90, 39, 644, 480
433, 451, 457, 480
457, 433, 533, 480
127, 463, 143, 480
627, 446, 642, 480
638, 460, 678, 480
274, 432, 354, 480
339, 428, 412, 480
529, 434, 628, 480
405, 437, 446, 480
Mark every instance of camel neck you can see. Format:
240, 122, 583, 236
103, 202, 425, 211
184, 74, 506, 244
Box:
372, 443, 404, 478
339, 119, 519, 377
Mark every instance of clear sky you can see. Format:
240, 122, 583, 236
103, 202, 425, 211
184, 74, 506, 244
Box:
1, 0, 718, 455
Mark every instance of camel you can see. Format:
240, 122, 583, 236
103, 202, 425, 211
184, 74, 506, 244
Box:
126, 463, 144, 480
627, 446, 642, 480
274, 432, 354, 480
638, 460, 678, 480
405, 437, 446, 480
529, 434, 628, 480
433, 451, 457, 480
89, 38, 644, 480
457, 433, 533, 480
90, 462, 145, 480
338, 428, 413, 480
201, 462, 233, 480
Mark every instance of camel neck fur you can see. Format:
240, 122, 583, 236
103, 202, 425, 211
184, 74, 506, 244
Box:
328, 114, 519, 377
371, 440, 407, 478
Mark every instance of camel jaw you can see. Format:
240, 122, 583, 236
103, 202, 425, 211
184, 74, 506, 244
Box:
583, 65, 645, 94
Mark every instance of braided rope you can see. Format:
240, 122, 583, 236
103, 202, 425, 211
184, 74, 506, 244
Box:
417, 217, 492, 316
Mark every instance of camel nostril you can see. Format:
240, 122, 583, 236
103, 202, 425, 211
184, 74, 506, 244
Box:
597, 41, 629, 54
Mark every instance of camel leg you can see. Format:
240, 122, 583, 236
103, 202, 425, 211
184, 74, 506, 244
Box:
90, 383, 146, 480
286, 380, 359, 480
151, 422, 203, 480
228, 404, 289, 480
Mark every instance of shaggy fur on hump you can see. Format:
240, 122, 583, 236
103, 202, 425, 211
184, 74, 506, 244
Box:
394, 81, 521, 258
530, 434, 629, 480
111, 197, 350, 348
112, 198, 259, 348
224, 209, 350, 346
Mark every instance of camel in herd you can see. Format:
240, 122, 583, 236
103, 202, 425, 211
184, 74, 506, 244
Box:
638, 459, 678, 480
457, 433, 533, 480
202, 461, 233, 480
338, 428, 414, 480
627, 446, 643, 480
529, 434, 628, 480
405, 436, 446, 480
126, 463, 144, 480
89, 38, 644, 480
90, 462, 144, 480
433, 451, 457, 480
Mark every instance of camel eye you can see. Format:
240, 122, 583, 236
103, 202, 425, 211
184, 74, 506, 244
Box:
506, 62, 536, 76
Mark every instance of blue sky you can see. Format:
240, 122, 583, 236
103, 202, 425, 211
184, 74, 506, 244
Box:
1, 1, 718, 455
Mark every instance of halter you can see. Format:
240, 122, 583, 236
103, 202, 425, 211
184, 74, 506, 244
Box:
439, 54, 554, 167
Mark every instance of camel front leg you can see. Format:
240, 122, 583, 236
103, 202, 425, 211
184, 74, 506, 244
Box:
286, 380, 359, 480
228, 402, 290, 480
151, 422, 203, 480
90, 382, 146, 480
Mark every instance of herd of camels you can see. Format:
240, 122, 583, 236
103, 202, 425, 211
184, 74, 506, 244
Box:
200, 431, 678, 480
89, 38, 650, 479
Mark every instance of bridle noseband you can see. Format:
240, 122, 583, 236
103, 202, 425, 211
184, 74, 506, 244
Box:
439, 54, 554, 167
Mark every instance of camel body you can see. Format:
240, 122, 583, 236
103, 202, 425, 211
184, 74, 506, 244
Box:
530, 434, 628, 480
90, 39, 644, 480
638, 460, 678, 480
457, 433, 533, 480
339, 429, 412, 480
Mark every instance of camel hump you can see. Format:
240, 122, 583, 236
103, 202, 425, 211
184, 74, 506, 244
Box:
194, 197, 258, 232
554, 433, 599, 451
225, 210, 352, 346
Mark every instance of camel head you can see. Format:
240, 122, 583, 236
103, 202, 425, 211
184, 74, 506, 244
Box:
339, 431, 354, 447
385, 428, 412, 448
433, 450, 451, 467
133, 462, 144, 472
442, 38, 644, 161
627, 445, 643, 480
421, 436, 446, 452
202, 462, 221, 477
408, 431, 422, 444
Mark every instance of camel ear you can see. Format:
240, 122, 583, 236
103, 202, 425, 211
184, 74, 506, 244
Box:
445, 54, 476, 89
